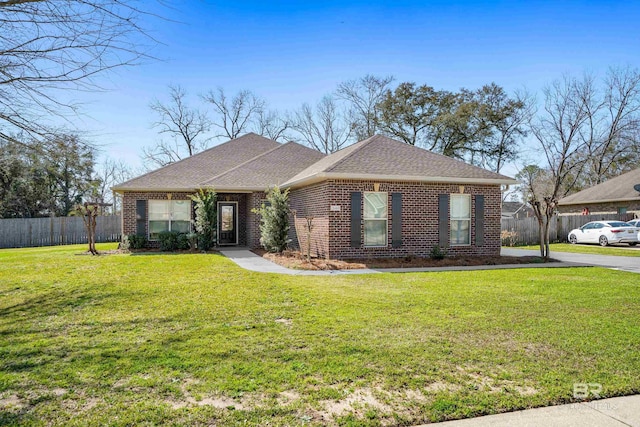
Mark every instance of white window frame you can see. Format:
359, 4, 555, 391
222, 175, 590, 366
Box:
450, 194, 471, 246
363, 191, 388, 247
148, 200, 191, 240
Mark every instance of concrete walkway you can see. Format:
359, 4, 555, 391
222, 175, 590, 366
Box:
425, 395, 640, 427
219, 248, 581, 275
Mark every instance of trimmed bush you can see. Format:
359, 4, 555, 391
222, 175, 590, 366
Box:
429, 245, 448, 260
127, 234, 147, 250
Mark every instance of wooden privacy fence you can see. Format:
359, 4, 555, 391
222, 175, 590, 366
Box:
501, 213, 634, 246
0, 215, 121, 249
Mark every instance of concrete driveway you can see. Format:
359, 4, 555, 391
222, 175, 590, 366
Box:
502, 247, 640, 274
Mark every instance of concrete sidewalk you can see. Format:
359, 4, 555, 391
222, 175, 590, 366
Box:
219, 248, 582, 275
425, 395, 640, 427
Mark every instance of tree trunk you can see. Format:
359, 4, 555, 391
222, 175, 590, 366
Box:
543, 217, 551, 259
537, 218, 545, 258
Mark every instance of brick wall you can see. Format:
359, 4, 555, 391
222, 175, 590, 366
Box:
291, 180, 502, 259
247, 192, 266, 249
289, 182, 330, 258
122, 191, 250, 246
558, 201, 640, 217
123, 182, 503, 258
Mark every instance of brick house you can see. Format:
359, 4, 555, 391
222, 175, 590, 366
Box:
558, 168, 640, 218
113, 133, 516, 259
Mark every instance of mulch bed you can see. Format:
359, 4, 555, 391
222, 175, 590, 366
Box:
253, 249, 555, 271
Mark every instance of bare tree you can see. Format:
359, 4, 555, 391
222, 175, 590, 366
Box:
579, 66, 640, 187
527, 75, 594, 258
291, 96, 353, 154
202, 88, 265, 139
336, 74, 395, 140
0, 0, 160, 146
143, 84, 211, 166
94, 157, 134, 214
256, 109, 290, 142
141, 140, 185, 168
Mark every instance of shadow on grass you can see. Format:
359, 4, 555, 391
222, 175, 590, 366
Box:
129, 250, 221, 256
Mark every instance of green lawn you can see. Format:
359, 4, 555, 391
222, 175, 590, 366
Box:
1, 244, 639, 426
512, 243, 640, 257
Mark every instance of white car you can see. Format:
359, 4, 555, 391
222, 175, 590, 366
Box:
568, 221, 639, 247
627, 219, 640, 228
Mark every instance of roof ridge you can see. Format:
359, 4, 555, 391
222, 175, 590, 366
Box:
324, 135, 380, 173
115, 135, 268, 188
382, 135, 514, 180
114, 134, 281, 189
198, 141, 292, 186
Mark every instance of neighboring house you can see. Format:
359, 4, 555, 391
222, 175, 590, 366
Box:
502, 201, 534, 219
557, 168, 640, 218
113, 133, 516, 259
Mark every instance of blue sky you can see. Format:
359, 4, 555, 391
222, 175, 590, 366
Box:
71, 0, 640, 171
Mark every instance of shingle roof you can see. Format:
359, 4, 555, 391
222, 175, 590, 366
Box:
113, 133, 281, 191
200, 142, 325, 190
558, 168, 640, 205
282, 135, 516, 187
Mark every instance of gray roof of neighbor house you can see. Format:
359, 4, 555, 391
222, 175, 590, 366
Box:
113, 133, 305, 192
282, 134, 517, 188
558, 168, 640, 205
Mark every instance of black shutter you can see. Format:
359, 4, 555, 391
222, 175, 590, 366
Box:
475, 195, 484, 247
392, 193, 402, 248
438, 194, 449, 248
136, 200, 146, 237
350, 192, 362, 247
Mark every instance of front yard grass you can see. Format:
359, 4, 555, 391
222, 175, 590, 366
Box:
1, 244, 639, 426
512, 242, 640, 257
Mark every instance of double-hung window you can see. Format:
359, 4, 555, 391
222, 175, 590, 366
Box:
450, 194, 471, 245
148, 200, 191, 239
364, 192, 387, 246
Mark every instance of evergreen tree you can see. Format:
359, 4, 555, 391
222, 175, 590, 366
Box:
253, 186, 290, 253
190, 188, 217, 250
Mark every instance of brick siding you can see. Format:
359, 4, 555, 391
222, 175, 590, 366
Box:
123, 181, 502, 259
558, 201, 640, 217
289, 182, 331, 258
290, 180, 502, 259
122, 191, 251, 246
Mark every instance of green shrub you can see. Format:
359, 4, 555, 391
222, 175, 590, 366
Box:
158, 231, 190, 251
127, 234, 147, 250
158, 231, 178, 251
429, 245, 448, 260
176, 233, 190, 250
252, 186, 291, 253
191, 188, 217, 251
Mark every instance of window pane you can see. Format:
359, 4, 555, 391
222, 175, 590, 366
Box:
149, 200, 170, 220
450, 220, 470, 245
364, 192, 387, 219
172, 200, 191, 221
450, 195, 470, 220
171, 221, 190, 233
221, 205, 234, 231
364, 220, 387, 246
149, 220, 169, 239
